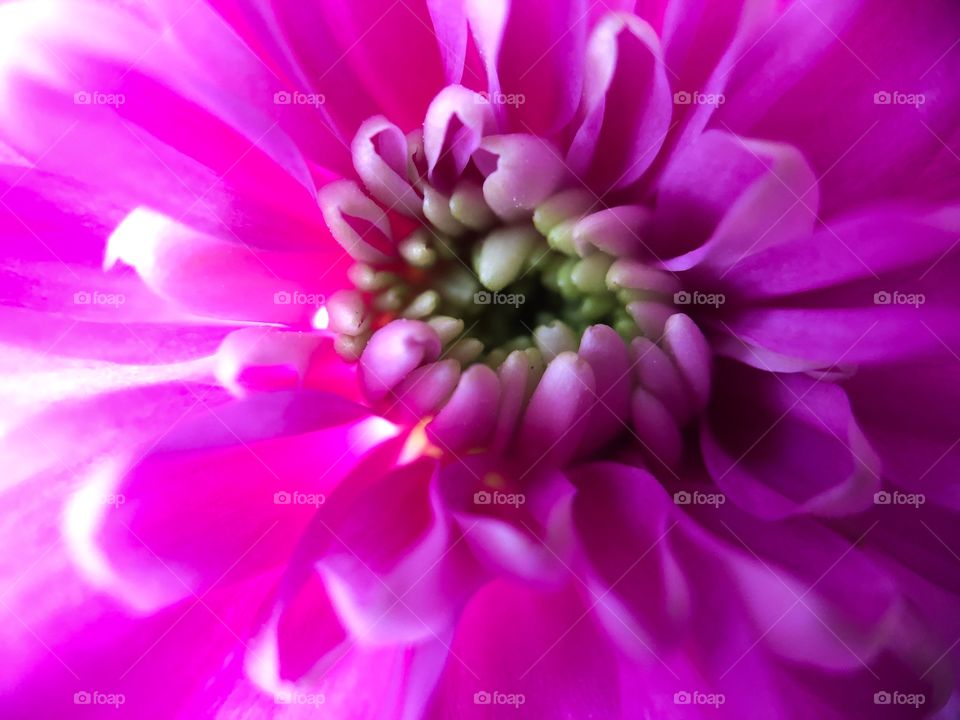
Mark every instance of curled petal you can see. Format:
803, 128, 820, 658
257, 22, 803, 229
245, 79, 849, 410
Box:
360, 320, 442, 402
387, 359, 461, 424
352, 116, 423, 217
423, 85, 496, 191
518, 352, 595, 470
573, 205, 652, 257
317, 179, 396, 263
427, 364, 500, 452
476, 134, 567, 221
215, 327, 356, 399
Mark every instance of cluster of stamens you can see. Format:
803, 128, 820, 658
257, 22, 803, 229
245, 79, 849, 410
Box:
317, 109, 711, 464
326, 181, 680, 371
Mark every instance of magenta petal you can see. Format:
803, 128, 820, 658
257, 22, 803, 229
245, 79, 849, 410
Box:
702, 360, 881, 520
477, 134, 568, 221
573, 205, 652, 257
105, 208, 345, 324
0, 2, 337, 241
427, 0, 469, 83
630, 336, 692, 424
246, 562, 449, 716
466, 0, 588, 135
570, 462, 690, 654
721, 208, 960, 301
427, 364, 500, 452
425, 581, 619, 719
490, 350, 531, 454
716, 0, 960, 215
360, 320, 443, 402
436, 455, 575, 585
717, 208, 960, 367
630, 385, 683, 469
387, 359, 461, 424
847, 361, 960, 509
518, 352, 596, 470
656, 132, 818, 268
253, 0, 447, 134
352, 116, 423, 217
317, 180, 397, 264
704, 504, 905, 673
659, 0, 781, 153
424, 85, 496, 191
661, 313, 712, 415
568, 14, 671, 191
313, 458, 482, 645
77, 391, 382, 611
215, 327, 359, 400
576, 324, 633, 456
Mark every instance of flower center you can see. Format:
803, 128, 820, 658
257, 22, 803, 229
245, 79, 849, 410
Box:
318, 118, 711, 464
325, 179, 679, 369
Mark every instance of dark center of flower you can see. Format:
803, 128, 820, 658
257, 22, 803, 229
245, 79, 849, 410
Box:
326, 177, 678, 369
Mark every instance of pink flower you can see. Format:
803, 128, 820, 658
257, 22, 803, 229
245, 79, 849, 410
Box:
1, 0, 959, 718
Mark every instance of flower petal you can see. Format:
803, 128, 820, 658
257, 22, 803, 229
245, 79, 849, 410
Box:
568, 13, 671, 192
106, 207, 345, 324
76, 391, 389, 611
701, 360, 881, 520
466, 0, 589, 135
